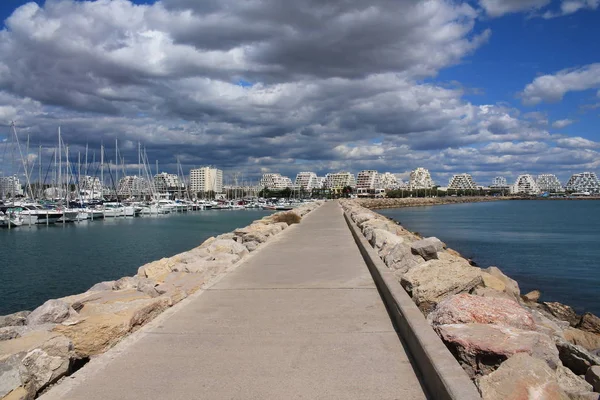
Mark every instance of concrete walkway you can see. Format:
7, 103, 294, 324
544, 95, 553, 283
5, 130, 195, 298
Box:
45, 201, 427, 399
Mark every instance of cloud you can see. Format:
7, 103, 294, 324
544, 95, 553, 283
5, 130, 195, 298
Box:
478, 0, 551, 17
542, 0, 599, 18
552, 119, 574, 128
555, 137, 600, 149
520, 63, 600, 105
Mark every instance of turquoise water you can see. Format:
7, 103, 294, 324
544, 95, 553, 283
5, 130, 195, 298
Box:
379, 200, 600, 316
0, 210, 272, 315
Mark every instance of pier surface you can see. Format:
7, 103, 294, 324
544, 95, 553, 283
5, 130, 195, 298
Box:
44, 202, 427, 399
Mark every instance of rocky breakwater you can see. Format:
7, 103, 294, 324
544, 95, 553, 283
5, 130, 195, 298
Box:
357, 196, 509, 210
340, 199, 600, 400
0, 202, 322, 400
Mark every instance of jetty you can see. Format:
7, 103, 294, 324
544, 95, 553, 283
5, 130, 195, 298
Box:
41, 201, 456, 400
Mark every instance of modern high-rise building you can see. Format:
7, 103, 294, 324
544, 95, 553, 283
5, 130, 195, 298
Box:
379, 172, 400, 190
190, 167, 223, 194
117, 176, 150, 197
294, 172, 318, 191
510, 174, 540, 195
0, 175, 23, 198
536, 174, 563, 192
565, 172, 600, 194
409, 168, 434, 190
154, 172, 184, 193
447, 174, 477, 190
260, 173, 293, 190
490, 176, 509, 189
356, 170, 379, 190
324, 172, 356, 190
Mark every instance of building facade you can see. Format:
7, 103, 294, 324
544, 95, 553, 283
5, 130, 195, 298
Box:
447, 173, 477, 190
490, 176, 509, 189
379, 172, 400, 190
154, 172, 184, 194
536, 174, 563, 192
409, 168, 434, 190
510, 174, 540, 195
324, 172, 356, 191
565, 172, 600, 194
260, 173, 293, 190
0, 175, 23, 198
294, 172, 318, 191
356, 170, 379, 190
190, 167, 223, 194
117, 176, 150, 197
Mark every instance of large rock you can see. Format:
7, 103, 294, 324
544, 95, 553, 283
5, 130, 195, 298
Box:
543, 302, 581, 327
0, 312, 30, 329
530, 308, 568, 339
244, 241, 259, 252
155, 272, 206, 305
87, 281, 115, 292
437, 323, 560, 377
369, 229, 402, 251
586, 366, 600, 392
556, 338, 600, 375
480, 272, 506, 292
523, 290, 541, 303
579, 313, 600, 335
383, 242, 423, 275
242, 232, 268, 244
410, 237, 445, 261
401, 259, 482, 313
53, 297, 170, 357
556, 365, 594, 395
207, 239, 249, 258
564, 328, 600, 351
428, 293, 536, 330
137, 257, 180, 282
26, 300, 72, 326
20, 335, 73, 394
477, 353, 570, 400
484, 267, 521, 300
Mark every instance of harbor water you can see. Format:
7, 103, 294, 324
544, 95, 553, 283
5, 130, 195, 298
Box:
0, 210, 272, 315
379, 200, 600, 316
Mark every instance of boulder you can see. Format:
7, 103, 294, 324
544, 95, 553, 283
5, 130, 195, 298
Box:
383, 242, 423, 275
428, 294, 536, 330
136, 278, 160, 298
53, 297, 170, 357
20, 335, 73, 394
471, 287, 515, 301
137, 257, 180, 282
242, 232, 268, 244
556, 338, 600, 375
556, 365, 594, 395
26, 300, 72, 326
369, 229, 402, 251
244, 241, 259, 252
477, 353, 570, 400
2, 387, 28, 400
480, 272, 506, 292
0, 353, 23, 398
564, 328, 600, 352
484, 267, 521, 300
0, 312, 30, 328
523, 290, 541, 303
586, 366, 600, 392
401, 259, 483, 313
352, 212, 378, 226
543, 302, 581, 327
437, 323, 560, 377
205, 253, 240, 265
410, 237, 445, 261
207, 239, 249, 258
579, 313, 600, 335
215, 232, 235, 241
155, 272, 206, 305
87, 281, 115, 292
530, 309, 568, 339
113, 276, 139, 291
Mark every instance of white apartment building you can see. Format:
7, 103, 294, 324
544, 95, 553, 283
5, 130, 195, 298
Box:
409, 168, 434, 190
448, 174, 477, 190
356, 170, 379, 190
565, 172, 600, 194
190, 167, 223, 194
315, 177, 326, 189
79, 176, 103, 193
510, 174, 540, 195
324, 172, 356, 190
154, 172, 184, 193
294, 172, 318, 191
260, 173, 293, 190
117, 176, 150, 197
490, 176, 509, 189
0, 175, 23, 198
536, 174, 564, 192
379, 172, 400, 190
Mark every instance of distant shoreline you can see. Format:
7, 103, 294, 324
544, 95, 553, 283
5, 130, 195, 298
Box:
358, 196, 600, 209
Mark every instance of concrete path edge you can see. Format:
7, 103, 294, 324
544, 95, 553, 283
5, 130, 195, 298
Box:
343, 211, 482, 400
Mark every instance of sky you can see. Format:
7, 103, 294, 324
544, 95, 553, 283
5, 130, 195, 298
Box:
0, 0, 599, 186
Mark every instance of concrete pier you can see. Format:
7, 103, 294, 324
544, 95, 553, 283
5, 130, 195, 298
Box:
43, 202, 427, 399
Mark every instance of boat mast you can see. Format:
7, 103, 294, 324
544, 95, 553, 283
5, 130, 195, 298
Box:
100, 143, 104, 198
115, 138, 118, 198
10, 122, 34, 199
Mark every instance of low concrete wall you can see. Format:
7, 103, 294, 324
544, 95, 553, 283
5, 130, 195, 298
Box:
343, 211, 482, 400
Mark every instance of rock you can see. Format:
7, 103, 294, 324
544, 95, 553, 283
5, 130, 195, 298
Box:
543, 302, 581, 327
579, 314, 600, 335
564, 328, 600, 352
531, 309, 567, 339
437, 323, 560, 377
0, 312, 30, 328
401, 259, 482, 313
477, 353, 570, 400
352, 212, 378, 226
155, 272, 206, 305
207, 239, 249, 258
86, 281, 115, 292
244, 241, 259, 252
480, 272, 506, 292
26, 300, 72, 326
53, 297, 170, 357
484, 267, 521, 300
0, 353, 23, 398
20, 335, 73, 394
471, 286, 515, 301
113, 276, 139, 291
556, 338, 600, 375
523, 290, 541, 303
428, 293, 536, 330
586, 366, 600, 392
361, 219, 399, 242
137, 257, 180, 282
2, 387, 28, 400
205, 253, 240, 265
242, 232, 268, 244
369, 229, 402, 251
136, 278, 160, 298
410, 237, 445, 261
215, 232, 235, 240
557, 365, 594, 394
383, 242, 423, 275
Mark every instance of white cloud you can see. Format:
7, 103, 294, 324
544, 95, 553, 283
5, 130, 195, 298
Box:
520, 64, 600, 105
543, 0, 599, 18
478, 0, 551, 17
552, 119, 574, 129
555, 137, 600, 149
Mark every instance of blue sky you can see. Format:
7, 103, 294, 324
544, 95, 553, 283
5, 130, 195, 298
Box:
0, 0, 599, 185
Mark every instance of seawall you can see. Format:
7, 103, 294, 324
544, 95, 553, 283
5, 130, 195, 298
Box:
340, 199, 600, 399
0, 202, 323, 400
